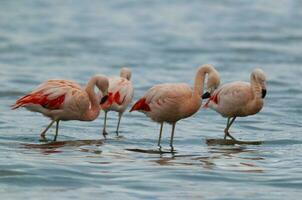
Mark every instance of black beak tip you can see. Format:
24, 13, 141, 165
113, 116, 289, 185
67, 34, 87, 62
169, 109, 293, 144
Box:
262, 89, 267, 98
100, 95, 109, 104
202, 92, 211, 99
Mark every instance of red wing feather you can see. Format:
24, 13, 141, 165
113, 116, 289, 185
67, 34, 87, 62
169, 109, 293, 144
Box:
106, 91, 125, 107
12, 92, 65, 110
114, 91, 125, 105
130, 98, 151, 112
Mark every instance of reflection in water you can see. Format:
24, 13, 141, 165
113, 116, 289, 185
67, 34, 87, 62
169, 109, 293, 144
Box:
207, 146, 265, 173
126, 148, 176, 154
0, 0, 301, 198
0, 170, 27, 177
150, 146, 264, 173
206, 139, 262, 146
21, 139, 104, 154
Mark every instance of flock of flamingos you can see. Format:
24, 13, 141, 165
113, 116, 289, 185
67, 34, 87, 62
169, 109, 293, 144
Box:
12, 64, 267, 150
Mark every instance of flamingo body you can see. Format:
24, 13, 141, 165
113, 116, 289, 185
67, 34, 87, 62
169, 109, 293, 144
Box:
101, 68, 134, 136
204, 69, 267, 140
13, 80, 91, 121
206, 81, 264, 117
130, 64, 220, 150
131, 83, 200, 123
12, 76, 109, 141
103, 76, 134, 113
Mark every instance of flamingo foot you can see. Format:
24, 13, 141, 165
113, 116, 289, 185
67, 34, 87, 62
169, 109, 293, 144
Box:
53, 135, 58, 142
224, 129, 237, 141
40, 132, 48, 142
40, 132, 46, 138
170, 145, 175, 153
39, 136, 49, 142
103, 130, 108, 138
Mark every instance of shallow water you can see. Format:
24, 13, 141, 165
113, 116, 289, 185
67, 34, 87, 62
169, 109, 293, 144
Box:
1, 0, 302, 199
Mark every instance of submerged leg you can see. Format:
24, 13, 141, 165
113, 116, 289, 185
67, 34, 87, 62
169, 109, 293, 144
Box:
170, 123, 176, 152
53, 120, 60, 141
224, 118, 230, 140
224, 117, 237, 140
40, 120, 55, 138
116, 113, 122, 136
102, 111, 108, 138
157, 122, 164, 149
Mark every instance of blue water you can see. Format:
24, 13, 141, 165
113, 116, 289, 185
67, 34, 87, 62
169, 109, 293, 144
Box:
1, 0, 302, 199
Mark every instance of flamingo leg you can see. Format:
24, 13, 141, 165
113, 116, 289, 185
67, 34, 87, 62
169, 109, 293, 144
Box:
102, 111, 108, 138
157, 122, 164, 149
53, 120, 60, 141
170, 123, 176, 151
224, 117, 237, 141
40, 120, 55, 139
116, 113, 122, 136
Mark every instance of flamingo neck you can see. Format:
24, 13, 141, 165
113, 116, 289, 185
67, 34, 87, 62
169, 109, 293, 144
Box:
83, 76, 100, 121
251, 79, 262, 100
193, 67, 207, 98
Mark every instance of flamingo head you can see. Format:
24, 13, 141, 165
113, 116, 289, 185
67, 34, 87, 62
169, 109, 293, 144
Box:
120, 67, 132, 80
95, 75, 109, 105
202, 66, 220, 99
100, 94, 109, 105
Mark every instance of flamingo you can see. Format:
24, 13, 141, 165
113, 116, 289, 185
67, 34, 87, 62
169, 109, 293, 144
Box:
203, 68, 267, 141
130, 64, 220, 150
12, 75, 109, 141
101, 68, 134, 137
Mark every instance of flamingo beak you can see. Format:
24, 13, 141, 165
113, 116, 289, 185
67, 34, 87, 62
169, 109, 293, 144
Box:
100, 95, 109, 104
202, 91, 211, 99
262, 89, 267, 98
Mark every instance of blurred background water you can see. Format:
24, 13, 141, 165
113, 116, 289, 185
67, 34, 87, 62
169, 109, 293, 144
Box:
0, 0, 302, 199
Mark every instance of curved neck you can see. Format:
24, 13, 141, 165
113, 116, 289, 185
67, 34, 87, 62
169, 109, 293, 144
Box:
251, 78, 262, 100
83, 76, 101, 121
193, 67, 207, 97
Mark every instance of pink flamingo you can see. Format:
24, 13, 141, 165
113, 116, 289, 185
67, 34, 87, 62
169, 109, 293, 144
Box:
12, 75, 109, 141
101, 68, 134, 137
203, 68, 267, 141
130, 64, 220, 150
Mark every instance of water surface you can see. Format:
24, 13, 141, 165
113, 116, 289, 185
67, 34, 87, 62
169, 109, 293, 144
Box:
1, 0, 302, 199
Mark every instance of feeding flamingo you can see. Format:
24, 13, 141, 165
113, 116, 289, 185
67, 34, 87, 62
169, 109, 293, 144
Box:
130, 64, 220, 150
101, 68, 134, 137
12, 75, 109, 141
203, 68, 267, 141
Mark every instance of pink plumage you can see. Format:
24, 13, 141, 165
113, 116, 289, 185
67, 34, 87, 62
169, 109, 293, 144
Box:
12, 76, 109, 141
204, 69, 267, 140
130, 64, 220, 150
101, 68, 134, 137
12, 80, 80, 110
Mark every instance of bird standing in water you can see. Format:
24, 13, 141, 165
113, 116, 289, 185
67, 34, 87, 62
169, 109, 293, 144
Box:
12, 75, 109, 141
203, 68, 267, 141
130, 64, 220, 151
101, 68, 134, 137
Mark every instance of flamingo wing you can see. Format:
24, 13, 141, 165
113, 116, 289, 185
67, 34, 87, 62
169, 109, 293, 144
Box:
12, 80, 82, 110
131, 83, 191, 112
218, 82, 252, 106
205, 81, 252, 110
107, 77, 134, 106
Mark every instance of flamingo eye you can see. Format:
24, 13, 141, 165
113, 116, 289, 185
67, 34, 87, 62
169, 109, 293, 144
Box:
202, 91, 211, 99
100, 95, 109, 104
